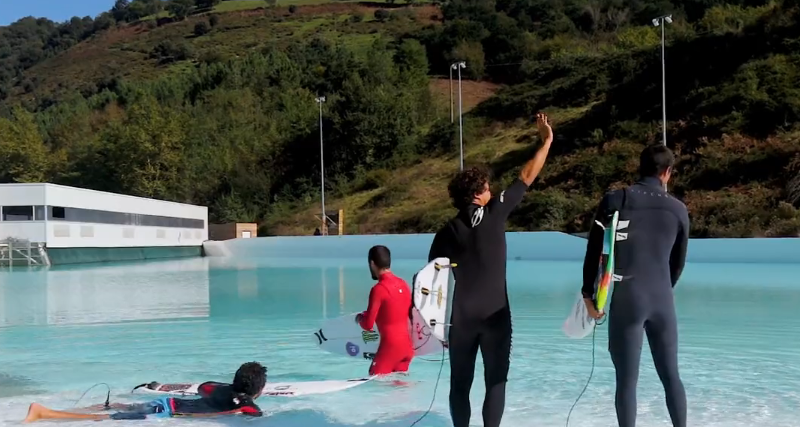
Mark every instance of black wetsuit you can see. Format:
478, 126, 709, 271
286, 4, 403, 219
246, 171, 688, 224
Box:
113, 382, 262, 419
428, 178, 528, 427
582, 176, 689, 427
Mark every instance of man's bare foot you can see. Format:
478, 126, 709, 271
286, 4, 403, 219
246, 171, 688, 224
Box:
24, 403, 42, 423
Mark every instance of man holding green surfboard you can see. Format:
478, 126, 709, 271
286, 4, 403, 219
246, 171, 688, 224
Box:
581, 144, 690, 427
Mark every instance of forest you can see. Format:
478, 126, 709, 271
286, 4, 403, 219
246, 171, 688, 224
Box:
1, 0, 799, 237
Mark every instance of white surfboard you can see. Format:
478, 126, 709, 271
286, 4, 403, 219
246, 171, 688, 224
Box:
131, 377, 372, 397
314, 309, 444, 360
412, 257, 453, 343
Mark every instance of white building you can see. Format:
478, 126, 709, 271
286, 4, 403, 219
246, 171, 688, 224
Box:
0, 183, 208, 249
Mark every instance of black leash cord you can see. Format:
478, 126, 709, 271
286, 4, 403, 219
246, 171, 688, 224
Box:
74, 382, 112, 410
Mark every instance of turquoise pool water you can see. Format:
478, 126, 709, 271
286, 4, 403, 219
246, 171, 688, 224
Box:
1, 256, 799, 427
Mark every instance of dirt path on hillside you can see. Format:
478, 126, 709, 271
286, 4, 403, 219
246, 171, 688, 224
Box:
428, 78, 502, 112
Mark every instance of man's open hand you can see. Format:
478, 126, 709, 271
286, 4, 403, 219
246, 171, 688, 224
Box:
536, 112, 553, 145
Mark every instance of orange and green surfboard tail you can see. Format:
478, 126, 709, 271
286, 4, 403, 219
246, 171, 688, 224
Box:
595, 211, 619, 313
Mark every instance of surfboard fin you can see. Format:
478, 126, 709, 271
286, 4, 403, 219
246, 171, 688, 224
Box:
617, 220, 630, 230
612, 274, 623, 282
434, 263, 457, 270
616, 232, 628, 241
131, 382, 159, 393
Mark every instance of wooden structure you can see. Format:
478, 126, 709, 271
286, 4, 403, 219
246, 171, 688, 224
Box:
208, 223, 258, 240
316, 209, 345, 236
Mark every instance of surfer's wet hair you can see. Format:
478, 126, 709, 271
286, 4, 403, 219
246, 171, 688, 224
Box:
368, 245, 391, 269
639, 144, 675, 177
448, 165, 491, 211
232, 362, 267, 396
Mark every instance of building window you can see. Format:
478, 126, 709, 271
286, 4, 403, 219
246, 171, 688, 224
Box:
51, 206, 66, 219
2, 206, 34, 221
46, 206, 205, 229
34, 205, 46, 221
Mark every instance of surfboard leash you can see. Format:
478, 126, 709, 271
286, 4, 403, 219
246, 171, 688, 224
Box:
415, 324, 450, 363
408, 344, 447, 427
74, 382, 112, 410
565, 323, 599, 427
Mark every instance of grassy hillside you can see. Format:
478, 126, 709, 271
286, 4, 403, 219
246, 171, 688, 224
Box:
2, 0, 800, 238
6, 3, 440, 102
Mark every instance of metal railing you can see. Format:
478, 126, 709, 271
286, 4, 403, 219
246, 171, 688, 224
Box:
0, 238, 51, 268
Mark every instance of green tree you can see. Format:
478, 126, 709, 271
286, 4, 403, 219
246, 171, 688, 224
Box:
0, 107, 49, 183
166, 0, 195, 20
102, 95, 186, 199
394, 39, 429, 82
141, 0, 164, 15
111, 0, 130, 22
94, 12, 116, 31
195, 21, 210, 36
195, 0, 222, 9
212, 191, 258, 223
126, 1, 149, 21
450, 41, 485, 79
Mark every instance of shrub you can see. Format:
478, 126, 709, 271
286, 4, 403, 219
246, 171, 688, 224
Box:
194, 21, 210, 36
374, 9, 390, 22
351, 11, 364, 22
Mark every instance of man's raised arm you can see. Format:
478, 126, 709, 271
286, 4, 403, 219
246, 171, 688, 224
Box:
493, 113, 554, 218
519, 112, 554, 187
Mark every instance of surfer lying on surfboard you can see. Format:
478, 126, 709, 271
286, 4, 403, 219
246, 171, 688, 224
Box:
355, 245, 415, 376
23, 362, 266, 423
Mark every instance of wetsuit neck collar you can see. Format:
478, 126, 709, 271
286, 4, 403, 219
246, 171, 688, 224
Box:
459, 204, 486, 227
638, 176, 666, 190
460, 203, 483, 212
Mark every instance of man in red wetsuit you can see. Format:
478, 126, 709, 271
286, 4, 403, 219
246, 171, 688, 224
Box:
355, 245, 415, 376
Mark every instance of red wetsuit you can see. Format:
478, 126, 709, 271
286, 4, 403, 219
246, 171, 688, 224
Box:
358, 271, 415, 375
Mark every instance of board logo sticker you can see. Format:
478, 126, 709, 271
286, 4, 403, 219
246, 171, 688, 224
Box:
361, 330, 379, 343
363, 352, 376, 360
415, 322, 424, 340
314, 329, 328, 345
346, 342, 360, 356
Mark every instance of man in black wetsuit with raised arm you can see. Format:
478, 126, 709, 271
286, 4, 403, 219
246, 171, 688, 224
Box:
428, 113, 554, 427
581, 144, 689, 427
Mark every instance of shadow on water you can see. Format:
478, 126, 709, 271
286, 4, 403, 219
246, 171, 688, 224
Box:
213, 409, 450, 427
0, 373, 44, 398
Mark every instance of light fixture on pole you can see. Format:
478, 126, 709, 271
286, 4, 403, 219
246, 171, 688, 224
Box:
451, 61, 466, 170
315, 96, 327, 235
652, 14, 672, 146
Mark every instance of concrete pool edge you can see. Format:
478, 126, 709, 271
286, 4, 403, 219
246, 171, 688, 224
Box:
207, 232, 800, 264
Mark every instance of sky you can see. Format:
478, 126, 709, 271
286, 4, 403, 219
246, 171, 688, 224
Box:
1, 0, 115, 26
